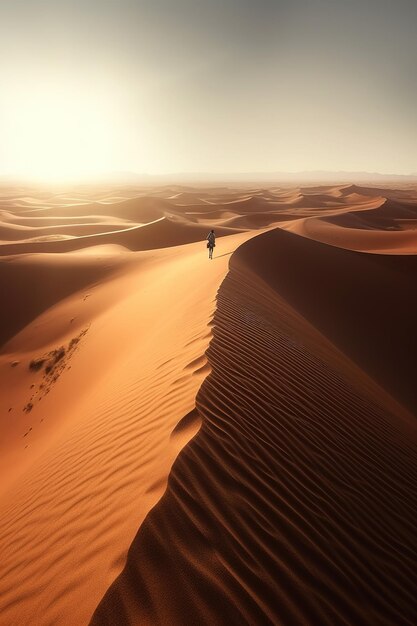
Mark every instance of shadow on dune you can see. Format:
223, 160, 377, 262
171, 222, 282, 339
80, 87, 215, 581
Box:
213, 251, 233, 259
90, 227, 417, 626
0, 254, 125, 349
236, 229, 417, 413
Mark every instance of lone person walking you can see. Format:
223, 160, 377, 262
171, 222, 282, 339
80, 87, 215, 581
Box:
207, 229, 216, 259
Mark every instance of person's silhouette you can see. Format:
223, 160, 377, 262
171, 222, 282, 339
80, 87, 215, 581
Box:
207, 229, 216, 259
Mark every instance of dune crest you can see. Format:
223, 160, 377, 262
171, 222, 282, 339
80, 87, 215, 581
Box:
91, 228, 417, 626
0, 229, 252, 625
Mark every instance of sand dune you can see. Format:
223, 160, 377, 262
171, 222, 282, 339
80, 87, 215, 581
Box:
0, 246, 136, 348
329, 198, 417, 228
0, 226, 252, 625
0, 220, 132, 241
41, 196, 172, 222
1, 182, 416, 625
285, 216, 417, 253
91, 227, 417, 626
1, 212, 125, 226
236, 229, 417, 412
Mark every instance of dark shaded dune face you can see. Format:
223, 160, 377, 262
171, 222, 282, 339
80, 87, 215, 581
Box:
91, 229, 417, 626
237, 229, 417, 413
305, 184, 415, 201
183, 196, 274, 217
299, 185, 378, 202
204, 197, 268, 213
336, 185, 415, 200
370, 198, 417, 219
289, 194, 347, 208
0, 254, 125, 348
324, 197, 417, 231
323, 212, 378, 230
300, 184, 343, 195
221, 212, 294, 229
251, 188, 383, 213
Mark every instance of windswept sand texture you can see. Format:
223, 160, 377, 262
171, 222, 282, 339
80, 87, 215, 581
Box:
0, 183, 416, 625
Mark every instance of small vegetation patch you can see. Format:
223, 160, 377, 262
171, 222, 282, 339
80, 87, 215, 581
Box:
24, 327, 90, 411
29, 358, 46, 372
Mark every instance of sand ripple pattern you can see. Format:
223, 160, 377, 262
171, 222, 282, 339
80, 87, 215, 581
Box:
92, 232, 417, 626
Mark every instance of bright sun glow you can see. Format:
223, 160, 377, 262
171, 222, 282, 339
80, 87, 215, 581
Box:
0, 73, 145, 183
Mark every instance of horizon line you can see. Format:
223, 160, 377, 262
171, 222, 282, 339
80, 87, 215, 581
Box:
1, 169, 416, 186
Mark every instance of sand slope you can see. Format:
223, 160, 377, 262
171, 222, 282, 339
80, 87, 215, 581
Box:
92, 229, 417, 626
0, 231, 251, 625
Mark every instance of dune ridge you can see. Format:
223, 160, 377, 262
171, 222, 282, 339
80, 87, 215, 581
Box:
91, 228, 417, 626
0, 232, 251, 625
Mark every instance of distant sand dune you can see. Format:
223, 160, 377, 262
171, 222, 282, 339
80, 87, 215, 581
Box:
0, 220, 131, 241
285, 216, 417, 254
0, 217, 240, 255
19, 196, 173, 221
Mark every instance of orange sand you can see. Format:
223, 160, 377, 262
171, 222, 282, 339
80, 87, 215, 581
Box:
0, 183, 416, 625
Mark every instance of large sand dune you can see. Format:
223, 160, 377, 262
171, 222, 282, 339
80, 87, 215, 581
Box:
0, 182, 416, 625
92, 229, 417, 626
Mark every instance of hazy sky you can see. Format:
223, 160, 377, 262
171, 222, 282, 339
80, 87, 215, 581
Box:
0, 0, 416, 180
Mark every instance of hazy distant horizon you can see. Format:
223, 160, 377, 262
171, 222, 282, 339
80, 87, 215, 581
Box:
2, 169, 417, 188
